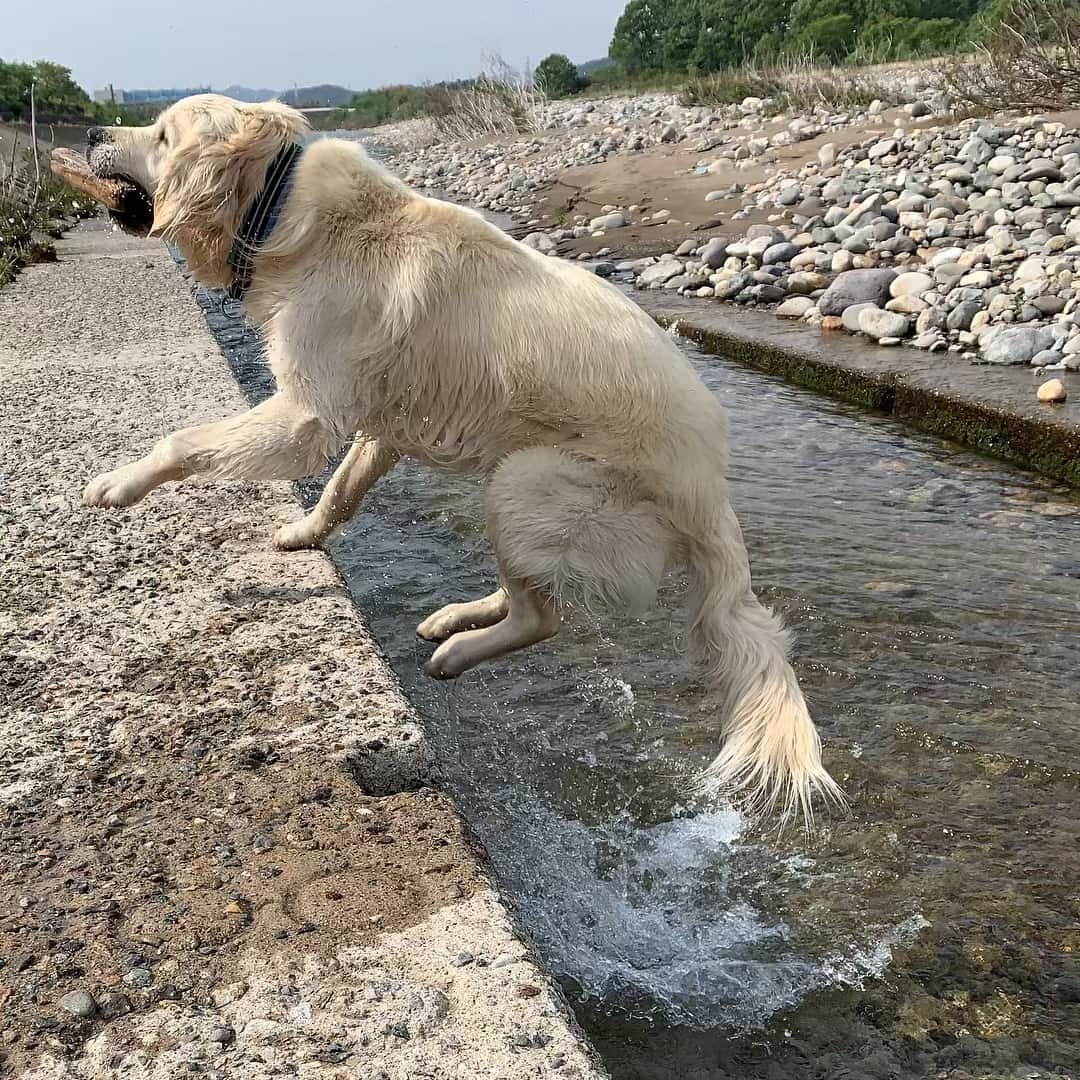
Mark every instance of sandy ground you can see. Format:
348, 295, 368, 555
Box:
531, 108, 933, 258
0, 221, 605, 1080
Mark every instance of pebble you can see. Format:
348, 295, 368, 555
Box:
450, 951, 475, 967
123, 967, 154, 989
589, 212, 625, 231
891, 272, 933, 298
819, 269, 897, 316
97, 993, 132, 1020
60, 990, 98, 1019
776, 296, 816, 319
981, 325, 1056, 365
841, 302, 880, 333
858, 307, 911, 341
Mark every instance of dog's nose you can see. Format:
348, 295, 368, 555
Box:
86, 126, 110, 147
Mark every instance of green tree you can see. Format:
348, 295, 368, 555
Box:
789, 13, 857, 58
610, 0, 671, 72
0, 59, 93, 120
534, 53, 585, 98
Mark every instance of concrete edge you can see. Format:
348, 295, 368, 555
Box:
2, 221, 608, 1080
634, 292, 1080, 491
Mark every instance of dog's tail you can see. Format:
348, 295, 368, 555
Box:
684, 526, 845, 826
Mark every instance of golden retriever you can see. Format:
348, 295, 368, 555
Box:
83, 94, 842, 820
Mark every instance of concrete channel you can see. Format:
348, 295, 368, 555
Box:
635, 290, 1080, 490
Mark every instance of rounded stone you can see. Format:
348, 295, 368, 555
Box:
776, 295, 816, 319
890, 271, 934, 298
842, 302, 880, 333
858, 307, 912, 340
818, 268, 897, 316
60, 990, 98, 1019
1037, 378, 1068, 402
763, 242, 800, 265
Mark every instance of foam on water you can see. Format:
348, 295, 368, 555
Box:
469, 778, 925, 1030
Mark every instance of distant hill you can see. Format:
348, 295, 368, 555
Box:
279, 84, 354, 107
218, 84, 279, 102
123, 84, 356, 107
121, 86, 211, 103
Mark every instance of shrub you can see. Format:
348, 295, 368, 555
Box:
535, 54, 586, 99
679, 54, 903, 112
1, 147, 97, 287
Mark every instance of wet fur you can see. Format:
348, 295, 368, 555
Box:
84, 95, 844, 822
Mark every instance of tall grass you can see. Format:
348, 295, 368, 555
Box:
679, 53, 906, 114
429, 57, 546, 141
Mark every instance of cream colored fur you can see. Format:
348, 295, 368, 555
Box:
84, 94, 844, 822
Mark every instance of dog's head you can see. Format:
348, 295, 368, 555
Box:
88, 94, 308, 286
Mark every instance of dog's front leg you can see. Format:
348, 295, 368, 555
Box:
83, 392, 338, 508
274, 435, 399, 550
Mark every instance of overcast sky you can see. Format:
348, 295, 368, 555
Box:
6, 0, 628, 94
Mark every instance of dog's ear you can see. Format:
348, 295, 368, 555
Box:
151, 100, 309, 241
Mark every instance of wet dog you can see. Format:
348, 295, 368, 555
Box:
84, 94, 842, 820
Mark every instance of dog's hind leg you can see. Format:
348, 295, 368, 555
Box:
424, 578, 557, 679
83, 392, 339, 508
422, 447, 671, 680
275, 436, 399, 551
416, 589, 509, 642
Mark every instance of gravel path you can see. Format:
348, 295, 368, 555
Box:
0, 219, 604, 1080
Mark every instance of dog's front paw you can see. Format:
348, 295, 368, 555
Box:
423, 653, 463, 680
273, 519, 325, 551
416, 608, 458, 643
82, 465, 149, 508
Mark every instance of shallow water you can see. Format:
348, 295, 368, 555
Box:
194, 287, 1080, 1080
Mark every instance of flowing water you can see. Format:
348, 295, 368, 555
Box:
192, 277, 1080, 1080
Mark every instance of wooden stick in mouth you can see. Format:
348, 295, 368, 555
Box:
50, 148, 143, 211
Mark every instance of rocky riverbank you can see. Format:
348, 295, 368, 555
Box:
378, 82, 1080, 398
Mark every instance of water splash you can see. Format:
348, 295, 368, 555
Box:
472, 787, 926, 1030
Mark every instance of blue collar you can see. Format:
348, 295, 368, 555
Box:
227, 141, 304, 301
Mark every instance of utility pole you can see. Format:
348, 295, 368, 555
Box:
30, 79, 40, 187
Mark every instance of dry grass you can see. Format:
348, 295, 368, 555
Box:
1, 141, 92, 286
431, 58, 546, 141
679, 54, 906, 114
942, 0, 1080, 113
365, 56, 546, 147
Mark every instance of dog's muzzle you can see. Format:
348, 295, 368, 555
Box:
85, 130, 119, 178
